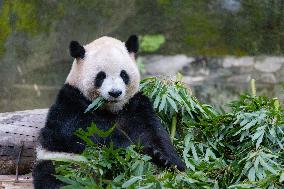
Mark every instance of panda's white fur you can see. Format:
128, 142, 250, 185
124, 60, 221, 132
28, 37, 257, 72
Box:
66, 36, 140, 112
36, 146, 87, 162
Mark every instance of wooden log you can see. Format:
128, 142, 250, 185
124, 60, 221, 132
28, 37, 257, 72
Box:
0, 109, 47, 175
0, 174, 33, 189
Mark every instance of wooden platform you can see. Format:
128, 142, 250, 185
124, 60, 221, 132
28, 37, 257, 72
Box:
0, 174, 33, 189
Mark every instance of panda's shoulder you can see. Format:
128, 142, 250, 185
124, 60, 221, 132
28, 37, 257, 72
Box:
46, 84, 89, 121
129, 92, 151, 104
55, 84, 90, 110
126, 92, 153, 111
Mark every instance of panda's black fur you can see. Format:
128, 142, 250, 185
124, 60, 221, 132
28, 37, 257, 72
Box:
69, 40, 85, 59
33, 36, 185, 189
125, 35, 139, 53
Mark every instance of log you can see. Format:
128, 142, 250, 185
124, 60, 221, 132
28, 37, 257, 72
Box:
0, 109, 47, 175
0, 174, 33, 189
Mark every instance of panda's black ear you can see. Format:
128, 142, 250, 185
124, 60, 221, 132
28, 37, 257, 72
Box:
125, 35, 139, 53
69, 41, 85, 59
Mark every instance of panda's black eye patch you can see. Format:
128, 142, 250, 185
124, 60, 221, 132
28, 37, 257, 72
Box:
95, 71, 106, 87
120, 70, 129, 85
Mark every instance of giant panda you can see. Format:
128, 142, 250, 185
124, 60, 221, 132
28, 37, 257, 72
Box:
32, 35, 185, 189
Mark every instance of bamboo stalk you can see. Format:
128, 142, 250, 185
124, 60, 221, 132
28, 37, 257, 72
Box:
170, 114, 177, 142
250, 79, 256, 97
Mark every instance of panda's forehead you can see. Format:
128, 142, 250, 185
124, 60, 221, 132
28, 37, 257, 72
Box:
84, 46, 133, 74
84, 36, 128, 57
88, 46, 129, 61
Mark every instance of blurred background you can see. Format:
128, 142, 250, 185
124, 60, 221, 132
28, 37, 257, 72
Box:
0, 0, 283, 112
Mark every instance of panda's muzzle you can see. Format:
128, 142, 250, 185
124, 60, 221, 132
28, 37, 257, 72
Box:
108, 89, 122, 98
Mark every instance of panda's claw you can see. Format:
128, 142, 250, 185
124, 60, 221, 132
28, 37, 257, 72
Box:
164, 160, 169, 166
153, 149, 160, 156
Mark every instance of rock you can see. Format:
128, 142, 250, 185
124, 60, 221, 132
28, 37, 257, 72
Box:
258, 73, 277, 84
227, 74, 252, 83
254, 57, 283, 72
239, 66, 254, 74
182, 76, 206, 85
213, 68, 233, 77
143, 55, 194, 76
274, 71, 284, 83
222, 56, 254, 68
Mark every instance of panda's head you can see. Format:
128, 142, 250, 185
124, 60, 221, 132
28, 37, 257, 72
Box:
66, 35, 140, 112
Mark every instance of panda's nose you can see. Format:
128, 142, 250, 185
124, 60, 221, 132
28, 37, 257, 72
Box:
109, 90, 122, 98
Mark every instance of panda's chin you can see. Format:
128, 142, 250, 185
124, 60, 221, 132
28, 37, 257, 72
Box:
107, 99, 119, 103
105, 99, 126, 113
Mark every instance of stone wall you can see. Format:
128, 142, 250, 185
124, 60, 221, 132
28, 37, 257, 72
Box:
1, 55, 283, 113
142, 55, 284, 107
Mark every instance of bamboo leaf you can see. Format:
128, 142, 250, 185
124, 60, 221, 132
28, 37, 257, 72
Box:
159, 95, 167, 112
251, 130, 264, 141
259, 156, 278, 175
255, 132, 264, 149
167, 96, 178, 112
228, 184, 255, 188
84, 96, 105, 113
190, 143, 199, 161
248, 167, 256, 181
279, 172, 284, 183
153, 95, 161, 109
122, 176, 142, 188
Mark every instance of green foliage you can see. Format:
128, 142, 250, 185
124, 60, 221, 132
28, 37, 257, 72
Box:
75, 123, 116, 146
1, 1, 284, 57
55, 144, 154, 189
139, 35, 166, 53
187, 94, 284, 188
0, 2, 12, 55
156, 0, 284, 55
137, 34, 165, 75
140, 75, 216, 140
55, 123, 214, 189
0, 0, 62, 56
54, 77, 284, 188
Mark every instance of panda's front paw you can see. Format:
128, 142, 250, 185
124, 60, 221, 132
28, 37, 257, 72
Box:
144, 146, 186, 171
174, 160, 186, 171
159, 152, 186, 171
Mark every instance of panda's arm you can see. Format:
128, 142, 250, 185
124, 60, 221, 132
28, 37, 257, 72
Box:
126, 93, 186, 171
142, 116, 186, 171
39, 106, 86, 154
39, 84, 93, 153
